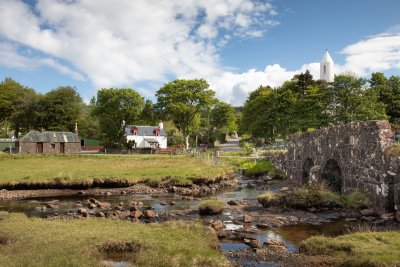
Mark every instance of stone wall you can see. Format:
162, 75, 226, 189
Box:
281, 120, 395, 213
20, 142, 81, 154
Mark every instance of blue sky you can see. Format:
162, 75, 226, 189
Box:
0, 0, 399, 105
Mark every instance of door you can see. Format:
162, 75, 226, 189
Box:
37, 142, 43, 154
60, 142, 65, 153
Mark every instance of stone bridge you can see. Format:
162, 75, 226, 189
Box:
267, 120, 399, 213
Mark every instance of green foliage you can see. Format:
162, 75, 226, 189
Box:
240, 72, 392, 144
93, 88, 144, 148
342, 191, 370, 209
36, 86, 84, 132
210, 101, 237, 133
0, 212, 228, 267
243, 161, 275, 175
156, 79, 217, 149
300, 231, 400, 266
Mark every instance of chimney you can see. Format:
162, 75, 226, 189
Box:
159, 121, 164, 130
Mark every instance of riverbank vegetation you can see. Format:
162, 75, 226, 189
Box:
384, 142, 400, 157
0, 212, 228, 267
0, 154, 232, 189
240, 71, 400, 145
300, 231, 400, 266
258, 185, 370, 209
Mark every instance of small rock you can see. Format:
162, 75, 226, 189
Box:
143, 210, 156, 218
145, 205, 154, 210
121, 191, 127, 195
130, 206, 139, 212
114, 206, 123, 211
130, 210, 143, 219
380, 213, 394, 221
98, 202, 111, 209
45, 203, 58, 209
77, 191, 85, 196
211, 220, 224, 230
169, 201, 176, 205
78, 208, 88, 215
88, 203, 97, 209
395, 211, 400, 223
119, 202, 124, 207
256, 223, 270, 229
159, 202, 168, 206
95, 211, 105, 218
106, 192, 112, 196
361, 216, 375, 222
264, 239, 285, 247
248, 239, 260, 248
360, 209, 375, 216
243, 214, 252, 223
227, 200, 240, 206
308, 207, 317, 213
280, 187, 289, 192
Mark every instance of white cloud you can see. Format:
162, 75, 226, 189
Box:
0, 0, 279, 88
210, 28, 400, 106
341, 31, 400, 75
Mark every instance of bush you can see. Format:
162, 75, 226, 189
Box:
342, 191, 370, 209
257, 192, 282, 207
199, 199, 225, 215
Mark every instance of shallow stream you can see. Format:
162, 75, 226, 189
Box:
0, 179, 356, 266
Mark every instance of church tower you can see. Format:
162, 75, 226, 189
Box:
320, 49, 334, 82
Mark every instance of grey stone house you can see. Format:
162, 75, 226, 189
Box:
19, 131, 81, 154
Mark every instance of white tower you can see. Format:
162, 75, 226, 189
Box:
320, 49, 334, 82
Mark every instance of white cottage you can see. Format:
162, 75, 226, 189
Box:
125, 122, 167, 149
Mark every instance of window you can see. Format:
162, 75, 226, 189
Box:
323, 65, 326, 74
131, 128, 138, 135
51, 143, 56, 149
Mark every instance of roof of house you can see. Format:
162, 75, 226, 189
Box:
20, 131, 81, 143
127, 126, 167, 137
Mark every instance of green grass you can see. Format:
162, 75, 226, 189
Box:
300, 231, 400, 266
0, 212, 228, 267
258, 186, 370, 209
0, 154, 231, 187
384, 142, 400, 158
198, 199, 226, 215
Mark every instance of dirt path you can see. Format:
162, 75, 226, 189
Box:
217, 137, 243, 152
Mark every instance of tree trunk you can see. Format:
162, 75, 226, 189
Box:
185, 135, 190, 150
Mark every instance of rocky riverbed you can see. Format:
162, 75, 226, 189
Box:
1, 175, 399, 267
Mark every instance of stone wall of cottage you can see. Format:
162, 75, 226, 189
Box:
20, 142, 81, 154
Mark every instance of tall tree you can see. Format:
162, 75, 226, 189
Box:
156, 79, 216, 149
93, 88, 144, 148
0, 78, 38, 137
35, 86, 83, 131
331, 74, 386, 123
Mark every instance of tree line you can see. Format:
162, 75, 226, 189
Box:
240, 71, 400, 144
0, 78, 238, 149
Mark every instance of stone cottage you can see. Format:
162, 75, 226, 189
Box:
19, 131, 81, 154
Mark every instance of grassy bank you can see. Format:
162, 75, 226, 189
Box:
300, 231, 400, 266
0, 212, 228, 267
0, 154, 232, 189
258, 185, 370, 209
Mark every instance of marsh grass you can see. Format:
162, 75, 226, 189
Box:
0, 154, 231, 188
300, 231, 400, 266
0, 212, 228, 267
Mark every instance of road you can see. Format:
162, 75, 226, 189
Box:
216, 137, 243, 152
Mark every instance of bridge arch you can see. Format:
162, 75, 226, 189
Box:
302, 158, 314, 185
321, 159, 342, 192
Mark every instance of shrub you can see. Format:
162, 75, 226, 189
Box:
257, 192, 282, 207
342, 191, 370, 209
199, 199, 225, 215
